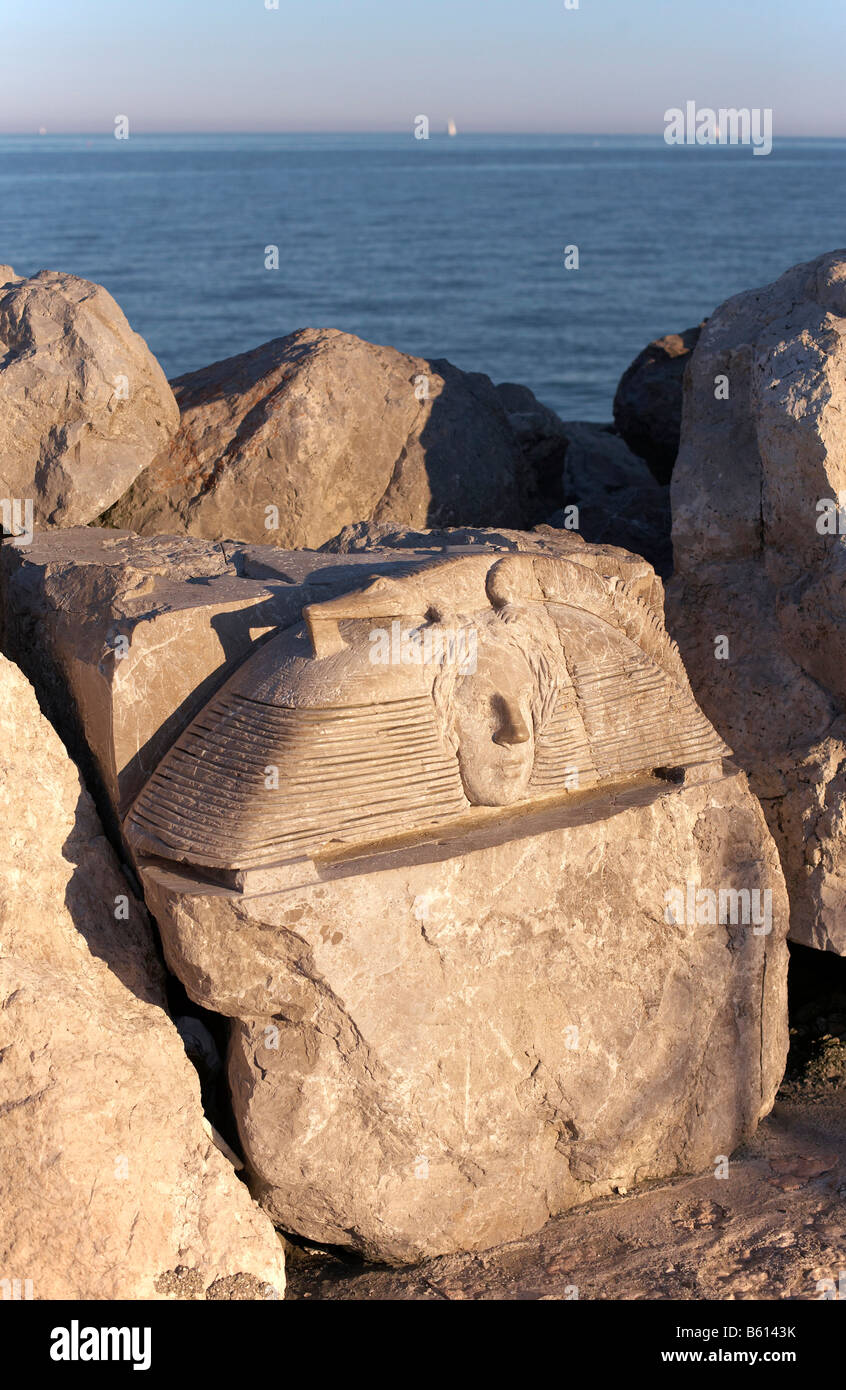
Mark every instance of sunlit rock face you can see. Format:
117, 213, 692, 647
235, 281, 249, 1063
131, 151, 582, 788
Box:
668, 249, 846, 954
0, 266, 178, 526
125, 544, 787, 1264
102, 329, 528, 545
0, 653, 286, 1300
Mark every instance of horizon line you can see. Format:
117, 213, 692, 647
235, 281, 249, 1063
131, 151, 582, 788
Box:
1, 127, 845, 140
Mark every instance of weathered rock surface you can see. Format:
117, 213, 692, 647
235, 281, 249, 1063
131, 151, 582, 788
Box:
0, 529, 297, 821
667, 249, 846, 953
102, 330, 528, 545
286, 1091, 846, 1301
495, 380, 570, 510
1, 525, 788, 1266
140, 768, 787, 1265
0, 266, 178, 526
0, 654, 286, 1299
613, 325, 702, 484
103, 527, 785, 1265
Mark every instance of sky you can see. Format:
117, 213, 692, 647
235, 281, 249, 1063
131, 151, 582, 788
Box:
1, 0, 844, 137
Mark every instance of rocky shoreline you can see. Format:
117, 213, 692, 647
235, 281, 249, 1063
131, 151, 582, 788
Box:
2, 252, 846, 1300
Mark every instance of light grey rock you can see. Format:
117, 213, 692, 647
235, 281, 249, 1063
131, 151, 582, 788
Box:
0, 526, 658, 826
0, 524, 787, 1264
285, 1093, 846, 1301
668, 249, 846, 953
140, 768, 787, 1265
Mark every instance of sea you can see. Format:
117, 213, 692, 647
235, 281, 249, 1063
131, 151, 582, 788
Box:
2, 132, 845, 420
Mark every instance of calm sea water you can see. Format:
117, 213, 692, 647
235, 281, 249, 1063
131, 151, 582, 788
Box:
2, 133, 845, 419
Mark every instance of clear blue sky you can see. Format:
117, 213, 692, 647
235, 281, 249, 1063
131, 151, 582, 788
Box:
3, 0, 844, 136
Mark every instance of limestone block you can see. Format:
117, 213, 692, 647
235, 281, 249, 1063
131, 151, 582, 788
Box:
121, 546, 787, 1262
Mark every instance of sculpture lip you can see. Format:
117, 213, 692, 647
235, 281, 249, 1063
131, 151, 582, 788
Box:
500, 757, 529, 775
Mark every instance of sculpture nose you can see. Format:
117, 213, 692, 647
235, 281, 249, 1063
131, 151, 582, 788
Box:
492, 695, 531, 747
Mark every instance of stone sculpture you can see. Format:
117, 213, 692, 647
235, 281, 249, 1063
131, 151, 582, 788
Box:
126, 552, 728, 871
123, 543, 786, 1265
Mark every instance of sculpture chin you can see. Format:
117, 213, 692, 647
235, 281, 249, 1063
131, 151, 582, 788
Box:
458, 751, 534, 807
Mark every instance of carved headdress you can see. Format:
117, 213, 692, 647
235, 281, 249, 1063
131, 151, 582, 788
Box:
125, 554, 728, 870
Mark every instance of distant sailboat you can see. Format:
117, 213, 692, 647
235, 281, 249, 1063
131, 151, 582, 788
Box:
447, 118, 458, 138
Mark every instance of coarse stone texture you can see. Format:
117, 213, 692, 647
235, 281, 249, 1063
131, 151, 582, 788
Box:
102, 330, 528, 545
321, 521, 657, 591
0, 654, 286, 1299
139, 768, 788, 1265
495, 380, 570, 513
613, 325, 702, 484
0, 528, 295, 821
667, 249, 846, 954
0, 267, 178, 526
106, 528, 781, 1265
285, 1091, 846, 1301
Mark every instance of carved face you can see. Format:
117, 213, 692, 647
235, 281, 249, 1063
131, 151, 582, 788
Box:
124, 553, 730, 872
451, 640, 536, 805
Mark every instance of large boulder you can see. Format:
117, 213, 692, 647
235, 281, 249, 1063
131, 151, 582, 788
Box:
0, 652, 286, 1299
102, 331, 528, 545
142, 769, 787, 1265
102, 529, 787, 1265
286, 1090, 846, 1300
667, 249, 846, 953
495, 380, 570, 513
613, 325, 702, 483
0, 267, 178, 526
